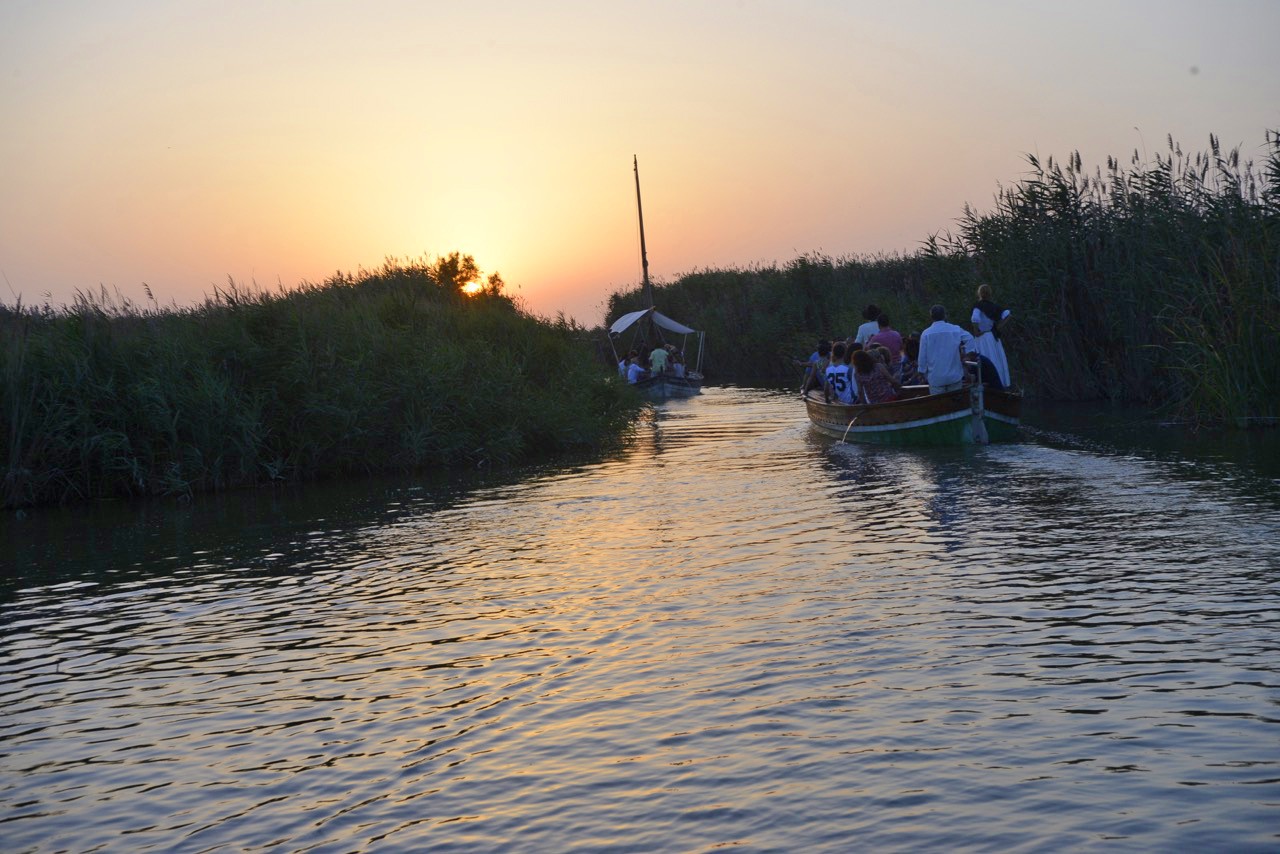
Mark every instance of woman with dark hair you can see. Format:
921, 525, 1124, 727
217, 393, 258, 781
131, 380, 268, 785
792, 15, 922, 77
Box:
852, 348, 901, 404
971, 284, 1011, 387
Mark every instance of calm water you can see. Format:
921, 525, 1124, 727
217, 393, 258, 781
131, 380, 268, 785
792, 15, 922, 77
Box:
3, 387, 1278, 852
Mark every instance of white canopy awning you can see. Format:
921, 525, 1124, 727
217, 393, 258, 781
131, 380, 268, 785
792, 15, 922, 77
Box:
609, 307, 697, 336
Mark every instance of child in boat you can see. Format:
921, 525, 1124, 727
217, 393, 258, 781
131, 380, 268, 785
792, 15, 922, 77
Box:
852, 348, 902, 404
899, 336, 921, 385
823, 342, 856, 404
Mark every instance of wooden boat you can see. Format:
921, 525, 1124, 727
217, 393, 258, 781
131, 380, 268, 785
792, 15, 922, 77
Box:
804, 383, 1021, 445
609, 307, 704, 399
607, 156, 705, 400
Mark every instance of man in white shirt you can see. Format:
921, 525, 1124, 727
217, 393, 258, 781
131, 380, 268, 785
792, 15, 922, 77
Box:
917, 305, 975, 394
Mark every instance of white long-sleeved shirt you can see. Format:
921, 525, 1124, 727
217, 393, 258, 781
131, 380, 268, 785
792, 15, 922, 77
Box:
917, 320, 975, 387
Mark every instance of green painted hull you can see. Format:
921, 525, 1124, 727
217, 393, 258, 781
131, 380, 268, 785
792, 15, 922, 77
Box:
805, 386, 1022, 446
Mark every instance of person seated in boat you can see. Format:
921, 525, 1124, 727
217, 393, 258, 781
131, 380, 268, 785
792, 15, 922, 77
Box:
963, 350, 1005, 390
899, 336, 921, 385
823, 342, 857, 404
852, 348, 902, 404
802, 340, 832, 393
918, 304, 975, 395
795, 341, 821, 368
625, 355, 648, 385
670, 348, 686, 378
649, 344, 669, 375
867, 314, 904, 377
618, 349, 637, 378
854, 304, 881, 345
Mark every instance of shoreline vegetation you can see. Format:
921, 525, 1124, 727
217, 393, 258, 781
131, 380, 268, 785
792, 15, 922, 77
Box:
5, 133, 1276, 510
607, 133, 1279, 425
2, 255, 640, 510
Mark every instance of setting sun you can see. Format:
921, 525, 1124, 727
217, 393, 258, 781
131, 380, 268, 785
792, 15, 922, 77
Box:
1, 1, 1275, 326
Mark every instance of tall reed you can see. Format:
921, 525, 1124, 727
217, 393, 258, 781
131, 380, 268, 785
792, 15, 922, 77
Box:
1, 256, 639, 509
606, 133, 1280, 423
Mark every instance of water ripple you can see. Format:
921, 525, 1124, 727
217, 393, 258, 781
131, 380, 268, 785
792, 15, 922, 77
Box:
2, 388, 1278, 851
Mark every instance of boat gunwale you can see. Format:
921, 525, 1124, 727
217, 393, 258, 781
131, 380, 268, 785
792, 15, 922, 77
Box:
803, 384, 1022, 444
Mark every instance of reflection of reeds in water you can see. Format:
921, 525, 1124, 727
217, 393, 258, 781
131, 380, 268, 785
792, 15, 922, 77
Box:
1, 255, 639, 509
608, 133, 1279, 424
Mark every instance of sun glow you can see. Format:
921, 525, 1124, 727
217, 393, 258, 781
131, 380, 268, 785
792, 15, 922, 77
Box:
1, 3, 1275, 327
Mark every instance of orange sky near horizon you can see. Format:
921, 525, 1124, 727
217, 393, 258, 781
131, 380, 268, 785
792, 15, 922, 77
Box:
2, 0, 1278, 325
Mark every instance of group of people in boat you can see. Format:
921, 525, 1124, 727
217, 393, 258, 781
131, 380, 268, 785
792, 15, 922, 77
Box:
619, 344, 689, 384
801, 285, 1012, 405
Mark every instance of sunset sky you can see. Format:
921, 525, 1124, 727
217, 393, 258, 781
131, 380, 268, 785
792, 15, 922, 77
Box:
3, 0, 1277, 324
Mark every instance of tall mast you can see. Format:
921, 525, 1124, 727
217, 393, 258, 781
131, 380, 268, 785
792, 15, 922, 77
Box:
634, 155, 654, 310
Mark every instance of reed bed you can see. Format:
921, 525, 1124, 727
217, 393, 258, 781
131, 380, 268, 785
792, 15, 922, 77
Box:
609, 133, 1280, 423
2, 256, 639, 509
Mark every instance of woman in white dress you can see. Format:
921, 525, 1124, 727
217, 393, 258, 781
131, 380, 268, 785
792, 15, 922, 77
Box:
970, 284, 1011, 387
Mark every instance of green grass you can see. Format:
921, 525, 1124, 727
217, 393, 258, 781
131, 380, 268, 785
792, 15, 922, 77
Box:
1, 255, 641, 509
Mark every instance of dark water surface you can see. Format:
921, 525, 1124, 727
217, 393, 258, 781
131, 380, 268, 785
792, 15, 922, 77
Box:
3, 387, 1278, 852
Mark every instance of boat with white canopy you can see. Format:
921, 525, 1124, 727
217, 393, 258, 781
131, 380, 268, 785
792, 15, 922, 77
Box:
607, 157, 705, 399
609, 306, 705, 398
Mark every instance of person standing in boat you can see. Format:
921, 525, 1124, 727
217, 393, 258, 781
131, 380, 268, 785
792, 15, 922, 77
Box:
854, 304, 881, 345
970, 284, 1012, 387
868, 314, 904, 380
649, 344, 669, 376
917, 305, 975, 395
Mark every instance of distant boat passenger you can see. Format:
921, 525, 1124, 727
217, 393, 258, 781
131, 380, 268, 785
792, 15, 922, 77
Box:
649, 345, 669, 375
626, 356, 648, 385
